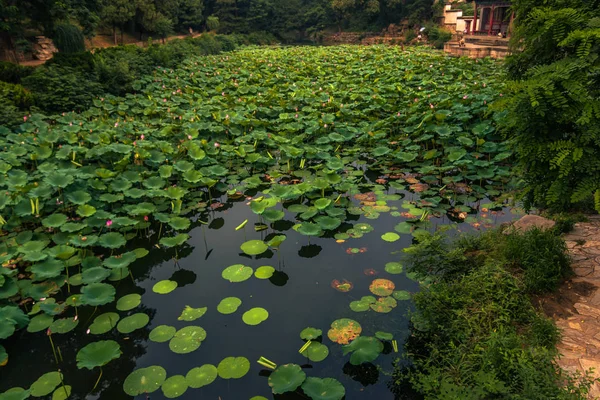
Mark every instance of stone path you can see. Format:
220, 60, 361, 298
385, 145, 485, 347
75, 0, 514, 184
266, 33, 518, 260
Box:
539, 216, 600, 398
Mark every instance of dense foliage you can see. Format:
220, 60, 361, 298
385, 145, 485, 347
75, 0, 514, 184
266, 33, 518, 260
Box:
499, 0, 600, 212
395, 228, 592, 399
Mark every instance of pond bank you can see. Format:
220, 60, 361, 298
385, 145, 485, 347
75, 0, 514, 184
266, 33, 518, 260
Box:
539, 217, 600, 398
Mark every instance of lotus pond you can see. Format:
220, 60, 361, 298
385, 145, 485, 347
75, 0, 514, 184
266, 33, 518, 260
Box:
0, 45, 517, 399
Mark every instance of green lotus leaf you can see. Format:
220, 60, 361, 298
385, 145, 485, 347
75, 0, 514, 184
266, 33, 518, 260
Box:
314, 198, 332, 210
81, 283, 116, 306
49, 318, 78, 334
117, 313, 149, 334
20, 240, 49, 253
375, 331, 394, 341
349, 295, 378, 312
159, 234, 189, 248
342, 336, 384, 365
0, 387, 30, 400
296, 222, 323, 237
287, 204, 309, 213
267, 235, 286, 248
315, 215, 341, 230
372, 146, 391, 156
116, 293, 142, 311
165, 187, 187, 200
42, 214, 68, 228
169, 326, 207, 354
262, 209, 285, 222
254, 266, 275, 279
385, 262, 403, 274
153, 280, 177, 294
52, 385, 71, 400
149, 325, 176, 343
240, 240, 268, 256
123, 366, 166, 396
182, 170, 203, 183
76, 204, 96, 217
381, 232, 400, 242
168, 217, 190, 231
59, 222, 87, 233
76, 340, 121, 370
143, 176, 165, 189
45, 173, 74, 189
88, 312, 120, 335
38, 299, 65, 316
217, 297, 242, 314
301, 341, 329, 362
161, 375, 188, 399
178, 305, 207, 321
185, 364, 217, 388
301, 377, 345, 400
370, 296, 397, 313
327, 318, 362, 344
354, 223, 374, 233
0, 278, 18, 300
30, 371, 63, 397
392, 290, 412, 301
268, 364, 306, 394
64, 294, 83, 306
69, 235, 99, 247
242, 307, 269, 326
81, 267, 111, 284
66, 190, 91, 205
30, 259, 64, 280
300, 327, 322, 340
98, 232, 126, 249
217, 356, 250, 379
369, 279, 395, 297
103, 252, 136, 269
250, 199, 268, 214
222, 264, 253, 283
27, 313, 54, 333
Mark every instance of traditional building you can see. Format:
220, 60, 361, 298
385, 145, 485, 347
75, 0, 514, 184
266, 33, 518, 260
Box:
471, 1, 514, 36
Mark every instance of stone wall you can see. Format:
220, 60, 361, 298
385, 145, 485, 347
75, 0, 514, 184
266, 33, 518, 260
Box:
322, 24, 406, 46
33, 36, 57, 61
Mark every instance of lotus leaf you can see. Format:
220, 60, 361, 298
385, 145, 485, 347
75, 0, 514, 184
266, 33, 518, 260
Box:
81, 267, 111, 284
381, 232, 400, 242
375, 331, 394, 341
327, 318, 362, 344
262, 209, 285, 222
89, 312, 120, 334
342, 336, 384, 365
217, 297, 242, 314
385, 262, 403, 274
168, 217, 190, 231
66, 190, 91, 204
30, 371, 63, 397
185, 364, 217, 388
301, 377, 345, 400
267, 235, 286, 248
240, 240, 268, 256
153, 280, 177, 294
314, 198, 331, 210
349, 296, 377, 312
76, 340, 121, 369
117, 313, 149, 334
268, 364, 306, 394
315, 216, 342, 230
123, 366, 166, 396
369, 279, 395, 296
149, 325, 177, 343
217, 357, 250, 379
81, 283, 116, 306
30, 259, 64, 280
98, 232, 126, 249
76, 204, 96, 217
296, 222, 323, 237
301, 341, 329, 362
49, 318, 78, 334
27, 313, 54, 333
42, 214, 68, 228
0, 388, 30, 400
222, 264, 253, 282
393, 290, 412, 300
161, 375, 188, 399
242, 307, 269, 326
370, 296, 397, 313
169, 326, 207, 354
159, 234, 189, 248
178, 305, 207, 321
52, 386, 71, 400
300, 327, 322, 340
254, 266, 275, 279
116, 293, 142, 311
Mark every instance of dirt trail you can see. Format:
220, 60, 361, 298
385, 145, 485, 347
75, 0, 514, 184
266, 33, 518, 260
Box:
539, 216, 600, 398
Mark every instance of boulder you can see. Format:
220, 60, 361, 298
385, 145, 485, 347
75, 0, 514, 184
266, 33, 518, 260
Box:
505, 215, 556, 234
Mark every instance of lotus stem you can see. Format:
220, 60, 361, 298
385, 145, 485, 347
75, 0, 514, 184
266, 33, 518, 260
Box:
57, 346, 63, 362
299, 340, 312, 354
92, 367, 103, 391
48, 333, 59, 365
158, 223, 163, 240
257, 357, 277, 369
84, 306, 98, 326
392, 339, 398, 353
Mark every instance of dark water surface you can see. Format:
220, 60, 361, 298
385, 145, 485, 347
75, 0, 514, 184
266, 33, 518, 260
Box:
0, 191, 519, 399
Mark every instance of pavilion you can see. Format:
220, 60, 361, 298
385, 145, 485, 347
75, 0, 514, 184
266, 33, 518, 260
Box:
471, 1, 514, 36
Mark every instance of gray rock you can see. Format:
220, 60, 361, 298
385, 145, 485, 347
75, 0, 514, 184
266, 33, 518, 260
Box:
504, 215, 556, 234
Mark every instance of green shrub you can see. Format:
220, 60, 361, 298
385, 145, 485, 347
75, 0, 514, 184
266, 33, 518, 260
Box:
0, 82, 33, 127
549, 212, 588, 234
53, 23, 86, 53
0, 62, 34, 84
426, 24, 452, 49
502, 228, 571, 293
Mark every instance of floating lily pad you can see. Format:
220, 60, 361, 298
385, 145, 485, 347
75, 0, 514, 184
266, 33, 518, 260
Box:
354, 223, 374, 233
123, 366, 166, 396
76, 340, 121, 369
342, 336, 383, 365
30, 371, 62, 397
375, 331, 394, 341
81, 267, 111, 284
242, 307, 269, 326
178, 305, 207, 321
301, 342, 329, 362
349, 296, 377, 312
169, 326, 207, 354
240, 240, 268, 256
381, 232, 400, 242
222, 264, 253, 283
217, 297, 242, 314
161, 375, 188, 398
1, 387, 30, 400
385, 262, 403, 274
370, 296, 397, 313
149, 325, 176, 343
81, 283, 116, 306
254, 266, 275, 279
98, 232, 126, 249
153, 280, 177, 294
300, 327, 322, 340
42, 214, 68, 228
392, 290, 412, 300
296, 222, 323, 237
49, 318, 78, 334
27, 314, 54, 333
89, 312, 120, 334
301, 377, 345, 400
331, 279, 353, 292
186, 364, 217, 388
268, 364, 306, 394
159, 234, 189, 248
369, 279, 395, 296
116, 293, 142, 311
117, 313, 149, 334
327, 318, 362, 344
217, 357, 250, 379
52, 385, 71, 400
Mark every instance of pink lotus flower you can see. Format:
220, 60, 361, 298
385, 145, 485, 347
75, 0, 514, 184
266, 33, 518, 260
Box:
114, 122, 118, 127
188, 135, 192, 140
163, 98, 167, 102
23, 116, 27, 122
222, 92, 225, 96
214, 142, 220, 148
106, 220, 113, 227
430, 103, 434, 109
144, 216, 149, 221
140, 134, 145, 140
86, 328, 90, 334
463, 95, 468, 100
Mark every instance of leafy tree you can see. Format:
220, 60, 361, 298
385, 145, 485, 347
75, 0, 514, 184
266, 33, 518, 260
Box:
177, 0, 205, 31
100, 0, 136, 44
499, 0, 600, 211
330, 0, 355, 32
206, 15, 220, 31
